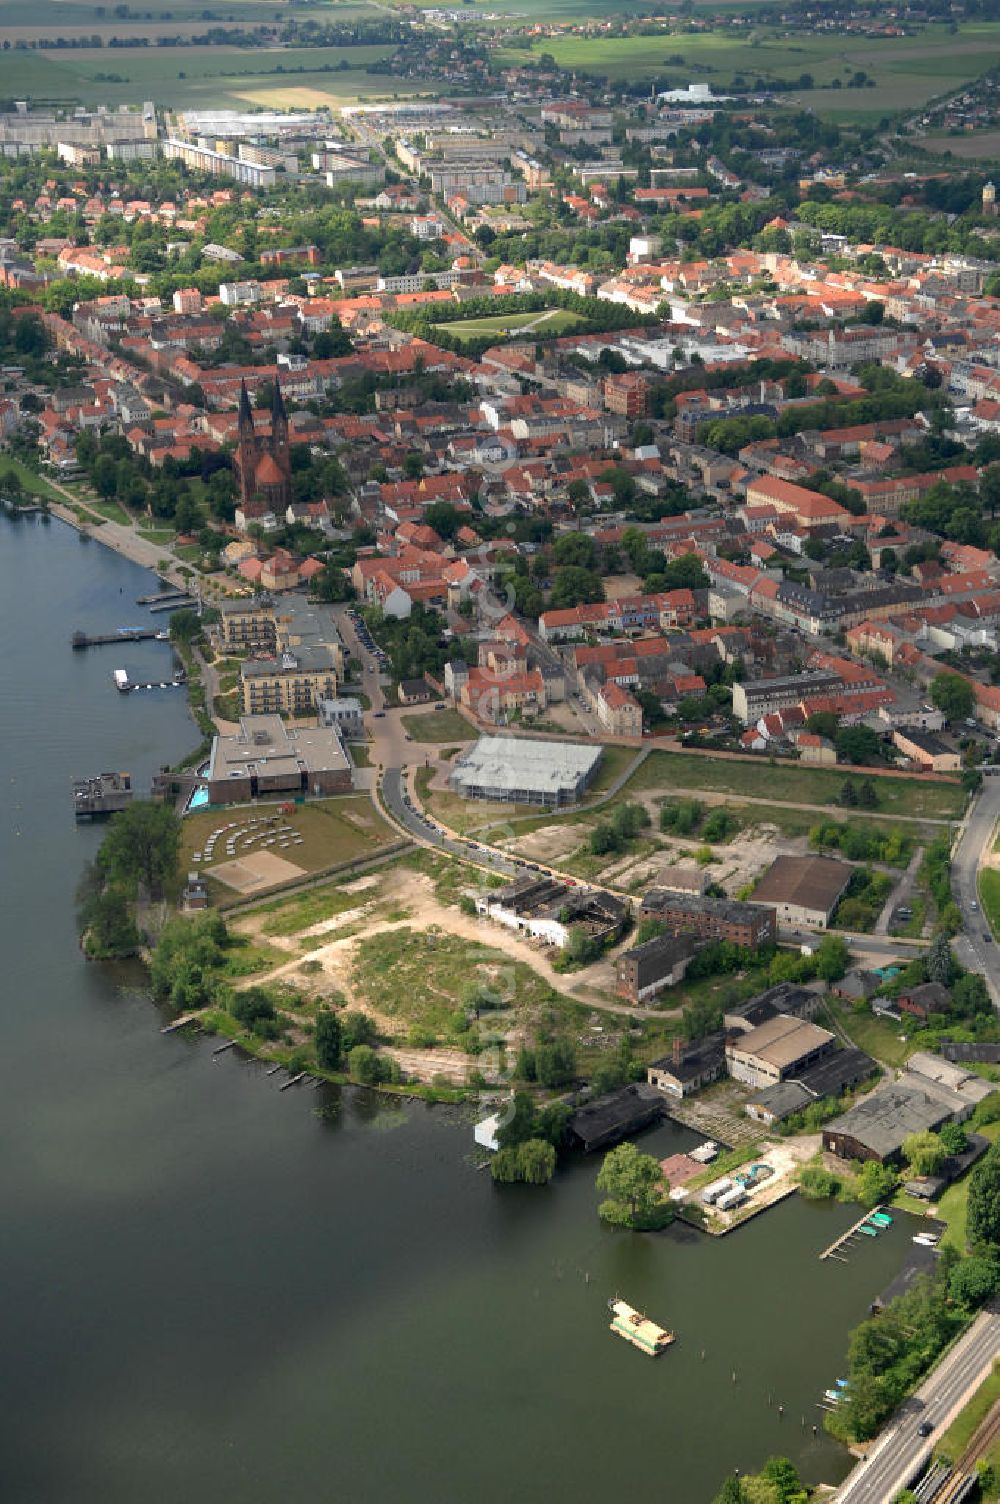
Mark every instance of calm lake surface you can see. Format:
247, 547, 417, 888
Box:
0, 514, 913, 1503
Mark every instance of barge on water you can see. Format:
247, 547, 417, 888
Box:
608, 1300, 674, 1356
73, 771, 133, 821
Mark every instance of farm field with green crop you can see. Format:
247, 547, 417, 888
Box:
495, 22, 1000, 122
0, 42, 417, 110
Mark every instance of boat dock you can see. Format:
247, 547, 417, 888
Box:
73, 771, 133, 821
148, 596, 198, 614
819, 1205, 888, 1263
72, 628, 162, 649
136, 589, 193, 606
113, 666, 185, 693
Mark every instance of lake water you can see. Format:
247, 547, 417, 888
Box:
0, 514, 912, 1503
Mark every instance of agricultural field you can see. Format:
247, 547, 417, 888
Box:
496, 22, 1000, 122
434, 308, 587, 344
0, 0, 381, 35
0, 42, 416, 110
920, 130, 1000, 161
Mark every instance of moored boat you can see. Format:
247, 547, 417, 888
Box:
608, 1299, 674, 1356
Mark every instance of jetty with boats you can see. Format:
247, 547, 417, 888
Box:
608, 1299, 675, 1356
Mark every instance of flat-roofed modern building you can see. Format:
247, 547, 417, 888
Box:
207, 715, 352, 804
449, 736, 602, 807
218, 596, 276, 653
240, 646, 339, 716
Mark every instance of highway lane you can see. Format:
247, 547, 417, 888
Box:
835, 1305, 1000, 1504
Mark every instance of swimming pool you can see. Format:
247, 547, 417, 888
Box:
186, 786, 209, 813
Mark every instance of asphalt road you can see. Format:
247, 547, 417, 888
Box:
381, 765, 521, 878
834, 1306, 1000, 1504
950, 776, 1000, 1003
779, 927, 928, 960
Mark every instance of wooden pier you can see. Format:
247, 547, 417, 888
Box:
819, 1206, 886, 1262
148, 596, 198, 614
160, 1012, 201, 1034
136, 589, 191, 605
72, 628, 160, 648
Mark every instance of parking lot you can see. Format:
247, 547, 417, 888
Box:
347, 606, 388, 671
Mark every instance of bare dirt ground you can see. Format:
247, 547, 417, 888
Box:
229, 867, 648, 1082
507, 822, 586, 862
381, 1044, 479, 1084
703, 1136, 823, 1232
211, 850, 306, 893
602, 573, 645, 599
608, 826, 783, 895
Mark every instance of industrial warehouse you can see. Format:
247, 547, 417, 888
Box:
448, 735, 603, 807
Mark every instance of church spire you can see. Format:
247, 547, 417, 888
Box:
239, 378, 254, 431
271, 375, 287, 426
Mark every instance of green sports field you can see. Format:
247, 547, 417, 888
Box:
434, 308, 586, 344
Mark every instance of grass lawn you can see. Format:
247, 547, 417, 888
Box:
180, 794, 396, 884
84, 494, 135, 524
416, 767, 541, 836
0, 455, 63, 501
435, 309, 586, 344
624, 749, 965, 821
936, 1360, 1000, 1467
350, 924, 580, 1040
979, 868, 1000, 940
934, 1120, 1000, 1253
138, 525, 177, 546
351, 743, 372, 768
401, 709, 474, 743
255, 883, 372, 939
587, 743, 641, 796
822, 999, 916, 1070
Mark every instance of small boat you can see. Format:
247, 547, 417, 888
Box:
869, 1212, 893, 1228
913, 1233, 940, 1248
824, 1390, 843, 1404
835, 1379, 850, 1389
608, 1299, 674, 1356
859, 1224, 879, 1237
